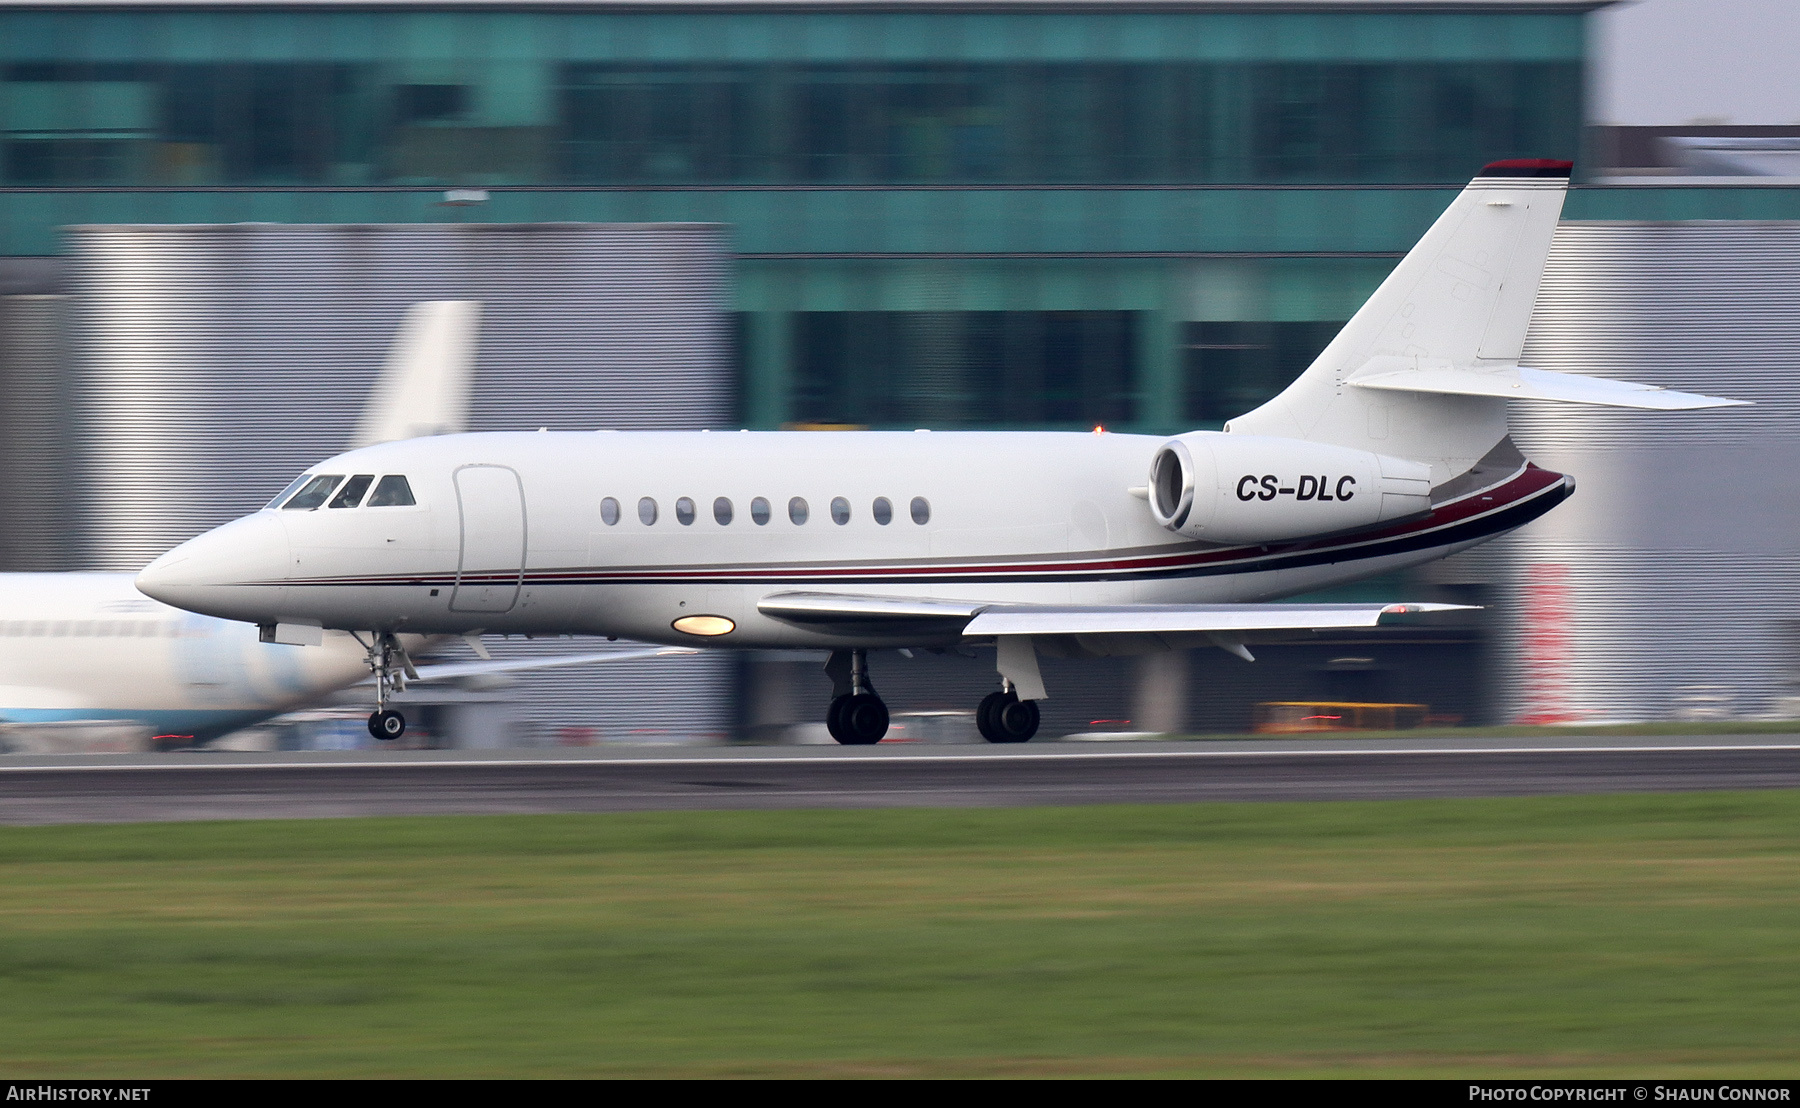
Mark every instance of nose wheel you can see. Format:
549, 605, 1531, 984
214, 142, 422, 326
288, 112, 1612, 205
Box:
977, 690, 1039, 743
368, 709, 406, 741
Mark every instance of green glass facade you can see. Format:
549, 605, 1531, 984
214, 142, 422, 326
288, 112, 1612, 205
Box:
5, 3, 1790, 435
0, 9, 1582, 187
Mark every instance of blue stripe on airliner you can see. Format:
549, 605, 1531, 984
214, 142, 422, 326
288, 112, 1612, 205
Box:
0, 707, 276, 739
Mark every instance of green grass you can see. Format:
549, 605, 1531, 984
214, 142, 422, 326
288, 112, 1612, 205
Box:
1, 794, 1799, 1077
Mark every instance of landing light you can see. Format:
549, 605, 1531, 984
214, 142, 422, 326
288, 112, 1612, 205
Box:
672, 615, 735, 637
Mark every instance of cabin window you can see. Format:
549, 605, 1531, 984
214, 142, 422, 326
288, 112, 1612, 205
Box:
751, 497, 771, 525
638, 497, 659, 525
788, 497, 809, 525
911, 496, 931, 524
266, 474, 312, 509
282, 474, 343, 510
366, 475, 416, 507
329, 474, 375, 509
713, 497, 733, 525
830, 497, 851, 525
600, 497, 621, 526
872, 497, 892, 525
676, 497, 696, 525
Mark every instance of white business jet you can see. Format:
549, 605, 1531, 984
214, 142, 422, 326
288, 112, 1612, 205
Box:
0, 302, 688, 748
137, 160, 1744, 745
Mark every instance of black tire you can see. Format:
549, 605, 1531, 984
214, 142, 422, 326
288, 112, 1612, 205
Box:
977, 691, 1038, 743
826, 694, 850, 743
368, 710, 406, 741
996, 696, 1039, 742
977, 691, 1009, 742
835, 694, 888, 745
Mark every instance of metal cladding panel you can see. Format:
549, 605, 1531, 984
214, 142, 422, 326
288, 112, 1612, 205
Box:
69, 222, 731, 570
67, 221, 733, 741
1470, 221, 1800, 722
0, 295, 72, 572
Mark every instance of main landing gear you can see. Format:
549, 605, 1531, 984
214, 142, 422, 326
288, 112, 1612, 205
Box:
357, 632, 419, 742
821, 648, 1043, 745
825, 649, 888, 745
977, 689, 1040, 743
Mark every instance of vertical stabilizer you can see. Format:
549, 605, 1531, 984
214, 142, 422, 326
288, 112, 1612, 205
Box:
349, 300, 481, 449
1226, 160, 1571, 484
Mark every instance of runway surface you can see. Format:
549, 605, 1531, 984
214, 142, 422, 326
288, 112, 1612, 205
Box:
1, 734, 1797, 824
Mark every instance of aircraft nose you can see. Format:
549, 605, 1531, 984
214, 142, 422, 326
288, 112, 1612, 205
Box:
137, 513, 291, 618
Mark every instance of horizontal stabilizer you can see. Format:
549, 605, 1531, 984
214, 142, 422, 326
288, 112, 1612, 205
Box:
1350, 358, 1747, 410
759, 591, 1471, 638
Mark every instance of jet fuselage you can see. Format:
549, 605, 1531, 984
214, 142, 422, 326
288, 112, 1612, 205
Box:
137, 429, 1570, 650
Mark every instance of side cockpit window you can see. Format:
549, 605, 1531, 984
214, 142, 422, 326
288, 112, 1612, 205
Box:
366, 475, 416, 507
281, 474, 344, 510
328, 474, 375, 508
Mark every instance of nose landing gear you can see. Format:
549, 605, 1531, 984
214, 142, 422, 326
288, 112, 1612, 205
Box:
357, 632, 418, 742
824, 649, 888, 745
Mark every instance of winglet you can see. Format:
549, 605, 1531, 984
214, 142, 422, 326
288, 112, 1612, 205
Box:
349, 300, 481, 449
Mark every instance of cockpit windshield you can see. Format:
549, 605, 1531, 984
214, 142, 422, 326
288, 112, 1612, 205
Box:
265, 474, 312, 509
281, 474, 344, 510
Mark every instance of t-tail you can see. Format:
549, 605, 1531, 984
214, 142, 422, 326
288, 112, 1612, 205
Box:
1225, 159, 1746, 491
350, 300, 482, 449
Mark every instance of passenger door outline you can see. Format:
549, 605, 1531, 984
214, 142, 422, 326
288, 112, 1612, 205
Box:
451, 464, 526, 614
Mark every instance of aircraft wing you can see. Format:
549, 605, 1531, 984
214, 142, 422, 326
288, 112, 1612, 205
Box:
757, 591, 1470, 637
962, 602, 1470, 635
369, 645, 700, 685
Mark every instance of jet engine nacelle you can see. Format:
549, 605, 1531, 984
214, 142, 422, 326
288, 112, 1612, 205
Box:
1146, 433, 1433, 544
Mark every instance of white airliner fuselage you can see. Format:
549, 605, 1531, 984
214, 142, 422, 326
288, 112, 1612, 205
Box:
0, 573, 371, 741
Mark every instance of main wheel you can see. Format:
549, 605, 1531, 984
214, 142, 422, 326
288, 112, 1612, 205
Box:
368, 709, 406, 741
829, 693, 888, 745
977, 691, 1038, 743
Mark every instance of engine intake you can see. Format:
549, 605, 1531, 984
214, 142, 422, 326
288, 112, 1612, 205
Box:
1147, 432, 1432, 544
